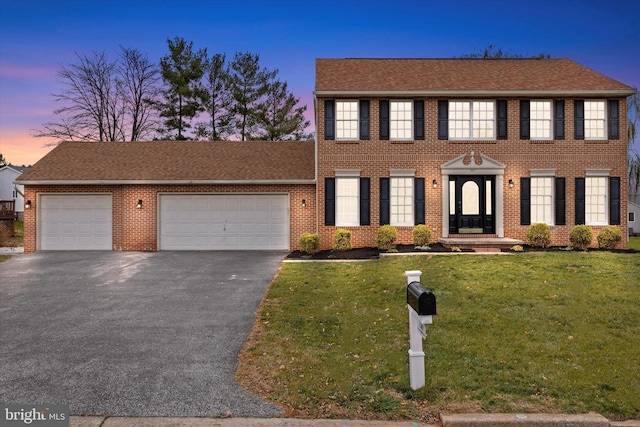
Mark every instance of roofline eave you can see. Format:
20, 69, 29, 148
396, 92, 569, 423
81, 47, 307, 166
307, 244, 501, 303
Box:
313, 89, 637, 97
16, 179, 317, 186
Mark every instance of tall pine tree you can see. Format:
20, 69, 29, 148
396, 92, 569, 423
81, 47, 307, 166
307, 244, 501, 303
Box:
195, 53, 233, 140
254, 78, 310, 141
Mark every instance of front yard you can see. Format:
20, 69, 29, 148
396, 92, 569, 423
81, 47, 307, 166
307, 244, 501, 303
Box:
237, 250, 640, 422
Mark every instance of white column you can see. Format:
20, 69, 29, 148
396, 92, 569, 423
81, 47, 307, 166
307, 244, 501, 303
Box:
441, 174, 449, 237
496, 174, 504, 237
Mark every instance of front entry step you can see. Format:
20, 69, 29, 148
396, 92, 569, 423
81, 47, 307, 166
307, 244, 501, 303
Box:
439, 237, 524, 250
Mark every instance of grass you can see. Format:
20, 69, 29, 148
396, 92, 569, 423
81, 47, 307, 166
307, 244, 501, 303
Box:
629, 236, 640, 250
237, 251, 640, 422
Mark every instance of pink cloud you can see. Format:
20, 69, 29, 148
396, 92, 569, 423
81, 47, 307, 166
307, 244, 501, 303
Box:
0, 61, 57, 80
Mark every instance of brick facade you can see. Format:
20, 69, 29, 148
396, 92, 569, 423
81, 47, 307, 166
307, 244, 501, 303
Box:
22, 184, 316, 253
315, 97, 629, 249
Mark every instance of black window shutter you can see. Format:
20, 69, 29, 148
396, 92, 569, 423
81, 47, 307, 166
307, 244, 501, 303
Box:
379, 100, 390, 140
520, 177, 531, 225
497, 100, 508, 139
610, 176, 621, 225
574, 100, 584, 140
414, 100, 424, 140
324, 177, 335, 226
414, 178, 425, 225
608, 100, 619, 140
379, 178, 390, 225
554, 100, 565, 140
575, 178, 585, 224
359, 100, 370, 140
360, 177, 370, 226
555, 177, 566, 225
324, 100, 335, 140
520, 100, 530, 140
437, 100, 448, 140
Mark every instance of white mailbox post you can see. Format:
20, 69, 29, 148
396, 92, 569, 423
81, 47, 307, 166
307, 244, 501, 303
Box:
405, 270, 436, 390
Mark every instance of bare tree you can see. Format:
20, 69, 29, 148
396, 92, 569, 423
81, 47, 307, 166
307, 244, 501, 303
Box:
628, 90, 640, 196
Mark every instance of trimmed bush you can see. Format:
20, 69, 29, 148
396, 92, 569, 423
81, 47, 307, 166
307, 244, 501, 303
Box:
597, 226, 622, 249
526, 223, 552, 248
298, 233, 320, 255
569, 225, 593, 250
412, 224, 431, 246
376, 225, 398, 250
333, 228, 352, 251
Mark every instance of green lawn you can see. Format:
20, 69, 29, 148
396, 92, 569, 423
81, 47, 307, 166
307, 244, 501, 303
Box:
237, 252, 640, 422
629, 236, 640, 250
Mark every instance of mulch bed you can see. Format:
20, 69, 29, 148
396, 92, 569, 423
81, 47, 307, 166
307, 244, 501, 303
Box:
501, 245, 639, 254
286, 243, 474, 260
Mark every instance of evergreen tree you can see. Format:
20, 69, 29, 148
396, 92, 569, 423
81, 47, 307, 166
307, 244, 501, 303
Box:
158, 37, 207, 140
195, 53, 233, 140
254, 78, 310, 141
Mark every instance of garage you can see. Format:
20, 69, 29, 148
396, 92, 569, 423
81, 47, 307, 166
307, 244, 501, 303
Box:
159, 194, 289, 250
39, 194, 112, 250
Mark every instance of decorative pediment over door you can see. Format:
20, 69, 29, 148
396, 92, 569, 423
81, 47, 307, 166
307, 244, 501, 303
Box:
440, 151, 506, 176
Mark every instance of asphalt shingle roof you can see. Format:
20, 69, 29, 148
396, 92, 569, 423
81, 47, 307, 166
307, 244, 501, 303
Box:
315, 58, 635, 93
17, 140, 315, 183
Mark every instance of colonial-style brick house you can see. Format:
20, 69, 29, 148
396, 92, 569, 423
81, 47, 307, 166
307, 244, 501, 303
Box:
17, 58, 635, 252
314, 58, 635, 250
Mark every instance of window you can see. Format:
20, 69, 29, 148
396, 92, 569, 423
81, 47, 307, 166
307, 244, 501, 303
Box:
336, 177, 359, 226
390, 101, 412, 140
449, 101, 494, 140
531, 177, 553, 224
630, 212, 636, 222
390, 177, 413, 225
585, 176, 607, 225
584, 101, 606, 140
530, 101, 552, 139
336, 101, 358, 140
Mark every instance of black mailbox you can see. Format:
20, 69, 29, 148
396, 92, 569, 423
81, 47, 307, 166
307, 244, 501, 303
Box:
407, 281, 436, 315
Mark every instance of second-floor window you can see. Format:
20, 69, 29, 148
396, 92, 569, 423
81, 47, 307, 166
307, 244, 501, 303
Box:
336, 101, 358, 140
390, 101, 413, 140
584, 101, 606, 140
449, 101, 495, 140
530, 101, 552, 140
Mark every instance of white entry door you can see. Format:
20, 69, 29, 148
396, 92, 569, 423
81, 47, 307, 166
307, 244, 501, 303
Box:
39, 194, 112, 250
159, 194, 289, 250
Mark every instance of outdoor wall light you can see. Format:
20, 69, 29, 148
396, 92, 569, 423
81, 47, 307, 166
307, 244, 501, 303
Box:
301, 199, 307, 208
509, 179, 515, 188
136, 199, 143, 209
432, 179, 437, 189
25, 200, 32, 209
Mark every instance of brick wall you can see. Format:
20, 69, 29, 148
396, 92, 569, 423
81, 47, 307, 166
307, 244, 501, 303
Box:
22, 184, 316, 253
316, 97, 629, 249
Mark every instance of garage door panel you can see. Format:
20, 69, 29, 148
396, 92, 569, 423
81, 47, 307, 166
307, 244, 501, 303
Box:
160, 194, 288, 250
40, 194, 112, 250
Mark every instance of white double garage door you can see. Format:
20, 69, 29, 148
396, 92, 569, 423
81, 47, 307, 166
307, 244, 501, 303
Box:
39, 194, 289, 251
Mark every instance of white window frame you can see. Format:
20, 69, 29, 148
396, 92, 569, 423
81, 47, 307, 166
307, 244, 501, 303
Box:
630, 212, 635, 223
336, 100, 359, 140
584, 100, 607, 140
335, 170, 360, 226
390, 170, 415, 226
390, 100, 413, 140
449, 100, 495, 140
585, 169, 609, 225
530, 100, 552, 140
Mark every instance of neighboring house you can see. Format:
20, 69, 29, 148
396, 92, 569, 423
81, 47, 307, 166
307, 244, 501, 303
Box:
629, 201, 640, 235
16, 58, 636, 253
0, 164, 26, 219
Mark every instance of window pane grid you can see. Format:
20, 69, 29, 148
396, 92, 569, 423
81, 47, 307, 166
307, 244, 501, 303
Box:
584, 101, 606, 140
449, 101, 494, 140
585, 177, 607, 224
336, 178, 359, 225
336, 101, 358, 140
530, 101, 552, 139
390, 101, 412, 140
390, 177, 413, 225
531, 177, 553, 224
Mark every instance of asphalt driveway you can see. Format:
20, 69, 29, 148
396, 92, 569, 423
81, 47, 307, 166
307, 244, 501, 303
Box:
0, 251, 285, 417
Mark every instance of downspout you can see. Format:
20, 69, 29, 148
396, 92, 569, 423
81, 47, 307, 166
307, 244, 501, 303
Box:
313, 92, 319, 234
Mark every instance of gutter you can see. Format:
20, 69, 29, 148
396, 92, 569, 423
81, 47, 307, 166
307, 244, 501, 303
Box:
313, 89, 637, 97
15, 179, 317, 186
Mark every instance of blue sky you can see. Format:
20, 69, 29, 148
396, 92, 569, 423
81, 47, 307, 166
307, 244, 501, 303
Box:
1, 0, 639, 165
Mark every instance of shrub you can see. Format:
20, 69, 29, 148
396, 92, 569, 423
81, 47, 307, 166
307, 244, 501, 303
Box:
298, 233, 320, 255
597, 226, 622, 249
412, 224, 431, 246
333, 228, 352, 251
511, 245, 524, 252
526, 223, 552, 248
376, 225, 398, 250
569, 225, 593, 250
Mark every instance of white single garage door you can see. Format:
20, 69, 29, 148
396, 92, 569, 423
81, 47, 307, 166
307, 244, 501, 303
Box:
160, 194, 289, 250
39, 194, 112, 250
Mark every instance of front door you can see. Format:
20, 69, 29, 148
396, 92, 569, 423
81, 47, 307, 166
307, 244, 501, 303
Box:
449, 176, 494, 234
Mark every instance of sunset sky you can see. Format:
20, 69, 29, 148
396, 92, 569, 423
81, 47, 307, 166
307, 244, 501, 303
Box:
1, 0, 639, 166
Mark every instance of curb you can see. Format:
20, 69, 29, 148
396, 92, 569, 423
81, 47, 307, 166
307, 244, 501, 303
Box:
441, 413, 640, 427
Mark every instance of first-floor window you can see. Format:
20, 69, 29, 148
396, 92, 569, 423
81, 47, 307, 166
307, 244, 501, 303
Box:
630, 212, 636, 222
391, 177, 413, 225
336, 177, 359, 226
531, 177, 553, 224
585, 176, 607, 225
